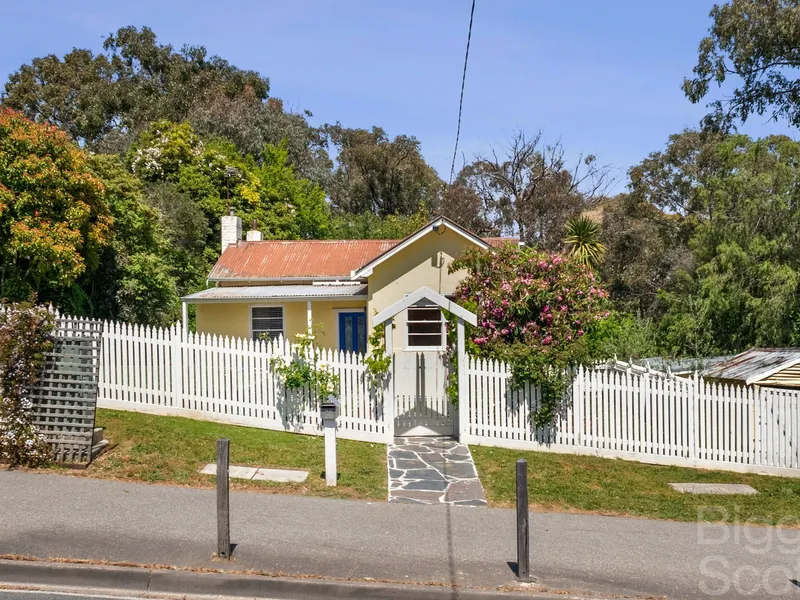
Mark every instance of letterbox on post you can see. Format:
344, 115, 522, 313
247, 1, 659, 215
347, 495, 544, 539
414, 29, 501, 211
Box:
320, 397, 339, 486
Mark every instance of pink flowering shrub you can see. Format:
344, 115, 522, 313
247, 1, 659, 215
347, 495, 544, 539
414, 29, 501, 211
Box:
451, 244, 610, 424
0, 302, 55, 466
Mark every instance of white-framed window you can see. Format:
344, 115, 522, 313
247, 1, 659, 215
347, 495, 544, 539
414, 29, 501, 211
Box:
251, 306, 284, 341
406, 305, 445, 349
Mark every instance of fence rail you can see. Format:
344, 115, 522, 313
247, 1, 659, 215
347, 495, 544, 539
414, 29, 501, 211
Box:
463, 357, 800, 476
97, 321, 390, 443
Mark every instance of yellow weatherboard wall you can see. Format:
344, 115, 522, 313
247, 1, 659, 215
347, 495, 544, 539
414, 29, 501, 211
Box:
195, 303, 250, 339
310, 300, 367, 348
195, 299, 366, 350
366, 227, 478, 350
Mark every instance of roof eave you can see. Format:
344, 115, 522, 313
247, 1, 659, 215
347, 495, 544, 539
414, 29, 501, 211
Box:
182, 294, 368, 304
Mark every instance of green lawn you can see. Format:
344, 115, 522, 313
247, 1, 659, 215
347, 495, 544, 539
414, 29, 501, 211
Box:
70, 409, 387, 500
471, 445, 800, 524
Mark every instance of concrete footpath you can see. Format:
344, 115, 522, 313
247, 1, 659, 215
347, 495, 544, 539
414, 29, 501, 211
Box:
1, 471, 799, 599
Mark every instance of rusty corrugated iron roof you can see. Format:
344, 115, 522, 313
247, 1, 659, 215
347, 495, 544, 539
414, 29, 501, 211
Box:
703, 348, 800, 384
208, 240, 399, 281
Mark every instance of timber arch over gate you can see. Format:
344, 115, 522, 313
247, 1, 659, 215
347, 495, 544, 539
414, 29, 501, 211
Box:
373, 287, 476, 438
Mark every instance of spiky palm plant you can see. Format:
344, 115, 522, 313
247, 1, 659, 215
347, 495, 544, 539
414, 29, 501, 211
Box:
563, 215, 607, 268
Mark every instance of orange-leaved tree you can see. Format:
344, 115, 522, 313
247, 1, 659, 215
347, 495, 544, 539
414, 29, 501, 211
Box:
0, 108, 112, 306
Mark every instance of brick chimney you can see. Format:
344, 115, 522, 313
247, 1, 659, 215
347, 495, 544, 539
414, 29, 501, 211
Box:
221, 211, 242, 253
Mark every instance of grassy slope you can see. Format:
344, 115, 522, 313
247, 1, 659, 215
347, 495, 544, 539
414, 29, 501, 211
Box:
40, 410, 800, 523
74, 409, 387, 500
472, 445, 800, 524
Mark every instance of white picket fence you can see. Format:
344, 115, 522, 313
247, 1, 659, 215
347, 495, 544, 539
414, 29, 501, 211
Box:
88, 314, 800, 476
97, 322, 389, 443
462, 357, 800, 476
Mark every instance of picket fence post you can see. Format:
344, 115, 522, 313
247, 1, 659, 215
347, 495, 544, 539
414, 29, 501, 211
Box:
457, 318, 469, 441
689, 371, 698, 459
171, 323, 183, 408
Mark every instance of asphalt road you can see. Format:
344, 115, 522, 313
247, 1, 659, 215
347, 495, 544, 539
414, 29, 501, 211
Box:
0, 591, 143, 600
2, 470, 800, 599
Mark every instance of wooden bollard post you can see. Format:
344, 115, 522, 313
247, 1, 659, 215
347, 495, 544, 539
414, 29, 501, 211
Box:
516, 458, 530, 580
216, 438, 231, 558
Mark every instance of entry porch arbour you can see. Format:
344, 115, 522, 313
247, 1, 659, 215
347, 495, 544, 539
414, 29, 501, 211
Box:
373, 286, 477, 438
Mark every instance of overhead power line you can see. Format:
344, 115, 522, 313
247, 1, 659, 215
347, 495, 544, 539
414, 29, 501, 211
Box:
449, 0, 476, 185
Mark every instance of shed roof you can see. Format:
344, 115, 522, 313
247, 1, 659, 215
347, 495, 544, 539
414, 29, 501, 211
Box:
702, 348, 800, 384
182, 284, 368, 303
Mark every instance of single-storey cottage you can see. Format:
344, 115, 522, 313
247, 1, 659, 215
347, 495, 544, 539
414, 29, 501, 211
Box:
181, 215, 515, 352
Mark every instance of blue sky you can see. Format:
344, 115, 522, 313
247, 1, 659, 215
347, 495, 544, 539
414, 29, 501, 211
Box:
0, 0, 793, 192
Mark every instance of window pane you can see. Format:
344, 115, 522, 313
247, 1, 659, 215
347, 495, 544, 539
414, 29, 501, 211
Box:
407, 304, 442, 347
408, 334, 442, 347
408, 322, 441, 335
357, 316, 366, 353
252, 307, 282, 319
252, 306, 283, 341
344, 316, 354, 352
408, 306, 441, 321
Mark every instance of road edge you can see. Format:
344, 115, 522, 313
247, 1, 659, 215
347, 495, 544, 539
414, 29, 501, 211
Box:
0, 558, 625, 600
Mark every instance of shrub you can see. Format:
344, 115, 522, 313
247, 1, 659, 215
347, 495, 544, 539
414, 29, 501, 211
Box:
0, 302, 55, 466
451, 245, 611, 424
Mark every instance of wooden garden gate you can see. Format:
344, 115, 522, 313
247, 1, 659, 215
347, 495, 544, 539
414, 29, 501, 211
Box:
393, 351, 454, 436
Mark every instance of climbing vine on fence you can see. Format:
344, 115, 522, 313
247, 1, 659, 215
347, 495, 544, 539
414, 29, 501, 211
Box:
270, 330, 340, 406
0, 302, 56, 466
364, 321, 392, 396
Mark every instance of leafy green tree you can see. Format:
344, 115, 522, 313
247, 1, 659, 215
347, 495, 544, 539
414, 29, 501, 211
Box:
328, 206, 430, 239
585, 313, 661, 361
0, 109, 112, 309
633, 132, 800, 355
256, 143, 329, 240
86, 154, 180, 325
116, 253, 180, 326
684, 0, 800, 129
127, 120, 329, 294
598, 194, 690, 317
2, 26, 268, 149
189, 96, 332, 186
326, 125, 443, 216
563, 215, 607, 267
142, 181, 210, 296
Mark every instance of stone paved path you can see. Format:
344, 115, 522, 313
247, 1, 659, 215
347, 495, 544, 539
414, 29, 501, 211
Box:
387, 436, 487, 506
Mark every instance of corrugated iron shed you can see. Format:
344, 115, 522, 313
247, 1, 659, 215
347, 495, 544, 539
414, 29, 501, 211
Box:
703, 348, 800, 386
182, 284, 368, 303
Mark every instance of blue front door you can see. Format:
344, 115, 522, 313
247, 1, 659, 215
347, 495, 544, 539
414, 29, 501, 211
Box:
339, 312, 367, 353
